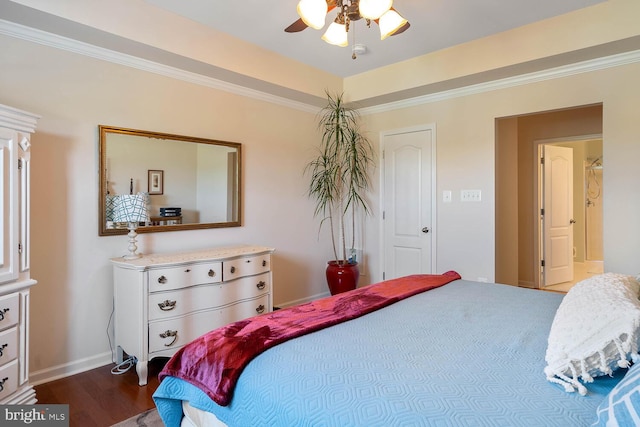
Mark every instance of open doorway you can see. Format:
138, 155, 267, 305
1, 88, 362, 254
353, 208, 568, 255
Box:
536, 137, 603, 292
495, 104, 603, 291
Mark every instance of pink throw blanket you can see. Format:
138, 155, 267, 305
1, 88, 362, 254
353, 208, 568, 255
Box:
158, 271, 461, 406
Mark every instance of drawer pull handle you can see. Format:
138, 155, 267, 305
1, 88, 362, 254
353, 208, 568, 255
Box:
256, 304, 265, 314
208, 269, 216, 278
230, 266, 236, 274
160, 330, 178, 347
0, 308, 9, 322
158, 300, 177, 311
0, 343, 7, 357
246, 259, 251, 263
184, 269, 191, 273
256, 281, 266, 290
157, 276, 167, 284
262, 260, 267, 267
0, 377, 7, 392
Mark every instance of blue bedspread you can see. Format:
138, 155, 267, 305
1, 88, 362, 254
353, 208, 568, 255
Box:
154, 280, 623, 426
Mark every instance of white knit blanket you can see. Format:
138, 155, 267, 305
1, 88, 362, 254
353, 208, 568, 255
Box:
544, 273, 640, 395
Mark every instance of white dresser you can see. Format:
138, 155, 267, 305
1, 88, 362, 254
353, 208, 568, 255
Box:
0, 104, 39, 404
111, 245, 274, 385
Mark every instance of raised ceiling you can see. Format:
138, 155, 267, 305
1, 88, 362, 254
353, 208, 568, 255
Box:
3, 0, 635, 110
145, 0, 606, 78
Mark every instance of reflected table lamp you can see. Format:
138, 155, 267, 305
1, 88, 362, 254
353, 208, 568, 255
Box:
113, 193, 149, 259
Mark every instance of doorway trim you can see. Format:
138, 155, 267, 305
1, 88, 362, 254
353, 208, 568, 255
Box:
533, 133, 602, 288
379, 124, 437, 281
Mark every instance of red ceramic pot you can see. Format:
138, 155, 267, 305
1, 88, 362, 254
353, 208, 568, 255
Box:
326, 261, 360, 295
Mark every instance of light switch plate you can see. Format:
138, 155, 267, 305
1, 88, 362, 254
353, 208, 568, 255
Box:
461, 189, 481, 202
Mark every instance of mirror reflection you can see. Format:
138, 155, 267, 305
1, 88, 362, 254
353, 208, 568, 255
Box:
99, 125, 241, 236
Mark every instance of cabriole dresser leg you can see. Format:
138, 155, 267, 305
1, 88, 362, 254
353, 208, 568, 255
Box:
136, 360, 148, 386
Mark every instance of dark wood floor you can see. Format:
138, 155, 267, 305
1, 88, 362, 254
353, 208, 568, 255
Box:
34, 358, 167, 427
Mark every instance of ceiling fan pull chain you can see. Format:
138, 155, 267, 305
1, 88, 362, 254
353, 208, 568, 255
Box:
352, 22, 357, 59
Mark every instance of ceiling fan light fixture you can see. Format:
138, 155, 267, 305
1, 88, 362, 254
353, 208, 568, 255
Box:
297, 0, 328, 30
379, 8, 407, 40
322, 20, 349, 47
359, 0, 393, 20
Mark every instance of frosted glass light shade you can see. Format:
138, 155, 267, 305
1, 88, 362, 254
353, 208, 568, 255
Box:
322, 22, 349, 47
379, 9, 407, 40
359, 0, 393, 20
297, 0, 328, 30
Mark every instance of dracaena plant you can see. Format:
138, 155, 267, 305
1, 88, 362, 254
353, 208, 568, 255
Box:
306, 92, 374, 264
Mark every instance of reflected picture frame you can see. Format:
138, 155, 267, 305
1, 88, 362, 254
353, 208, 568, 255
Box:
148, 169, 164, 195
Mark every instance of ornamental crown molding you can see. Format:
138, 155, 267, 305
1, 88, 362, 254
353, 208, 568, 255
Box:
1, 19, 640, 115
0, 103, 40, 133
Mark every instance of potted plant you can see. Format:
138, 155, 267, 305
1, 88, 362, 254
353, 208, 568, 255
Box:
306, 92, 374, 295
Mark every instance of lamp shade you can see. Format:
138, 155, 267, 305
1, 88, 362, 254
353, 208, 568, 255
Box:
322, 21, 349, 47
113, 193, 149, 223
105, 194, 117, 221
297, 0, 328, 30
379, 8, 408, 40
359, 0, 393, 20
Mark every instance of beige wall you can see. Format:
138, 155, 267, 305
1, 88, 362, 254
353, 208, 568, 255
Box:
6, 0, 342, 103
495, 117, 519, 285
0, 34, 339, 381
2, 0, 640, 387
9, 0, 640, 106
346, 0, 640, 103
360, 66, 639, 286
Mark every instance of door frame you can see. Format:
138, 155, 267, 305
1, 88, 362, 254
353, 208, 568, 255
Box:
379, 124, 437, 281
533, 133, 602, 288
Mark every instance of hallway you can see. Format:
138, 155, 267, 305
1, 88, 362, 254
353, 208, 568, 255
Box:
543, 261, 604, 293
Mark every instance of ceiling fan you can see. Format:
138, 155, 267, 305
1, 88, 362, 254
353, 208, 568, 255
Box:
285, 0, 410, 57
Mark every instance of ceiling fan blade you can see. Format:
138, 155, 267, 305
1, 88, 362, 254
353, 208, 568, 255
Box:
284, 1, 337, 33
391, 21, 410, 36
285, 18, 308, 33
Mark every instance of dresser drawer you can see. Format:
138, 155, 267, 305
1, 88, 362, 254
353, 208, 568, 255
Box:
148, 294, 270, 354
149, 262, 222, 292
0, 359, 18, 400
148, 272, 271, 321
223, 254, 271, 281
0, 294, 19, 332
0, 327, 18, 367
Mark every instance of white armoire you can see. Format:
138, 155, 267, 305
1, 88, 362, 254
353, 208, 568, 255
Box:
0, 103, 39, 404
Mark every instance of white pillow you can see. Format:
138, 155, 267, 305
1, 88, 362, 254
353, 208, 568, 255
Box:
544, 273, 640, 395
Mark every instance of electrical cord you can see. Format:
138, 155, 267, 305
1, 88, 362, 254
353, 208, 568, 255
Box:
111, 356, 137, 375
107, 297, 137, 375
107, 298, 115, 363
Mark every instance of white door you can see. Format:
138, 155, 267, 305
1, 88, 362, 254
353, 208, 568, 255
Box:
382, 127, 435, 280
543, 145, 574, 286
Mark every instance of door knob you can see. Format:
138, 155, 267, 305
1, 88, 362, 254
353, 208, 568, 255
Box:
422, 227, 430, 233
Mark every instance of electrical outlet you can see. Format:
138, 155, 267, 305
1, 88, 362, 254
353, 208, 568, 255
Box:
443, 190, 452, 203
461, 189, 481, 202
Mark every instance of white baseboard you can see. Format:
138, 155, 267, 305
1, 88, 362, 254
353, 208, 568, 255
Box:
518, 280, 536, 289
30, 293, 332, 385
30, 351, 113, 386
275, 291, 330, 309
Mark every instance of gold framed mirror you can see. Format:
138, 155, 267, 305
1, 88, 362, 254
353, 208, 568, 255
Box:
99, 125, 241, 236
